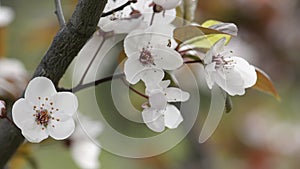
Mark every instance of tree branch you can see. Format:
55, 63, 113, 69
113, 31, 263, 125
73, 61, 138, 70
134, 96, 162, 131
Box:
0, 0, 107, 167
54, 0, 66, 27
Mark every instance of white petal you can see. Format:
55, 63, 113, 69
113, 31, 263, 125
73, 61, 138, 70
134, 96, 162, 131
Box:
165, 87, 190, 102
48, 117, 75, 140
159, 80, 171, 89
50, 92, 78, 116
71, 141, 101, 169
12, 99, 35, 129
0, 6, 14, 27
25, 77, 57, 105
164, 104, 183, 129
152, 47, 183, 70
199, 85, 226, 143
142, 69, 165, 94
124, 29, 151, 56
204, 68, 214, 89
209, 22, 238, 36
142, 108, 165, 132
21, 120, 49, 143
213, 70, 245, 96
204, 38, 226, 64
124, 58, 146, 84
232, 57, 257, 88
149, 91, 167, 110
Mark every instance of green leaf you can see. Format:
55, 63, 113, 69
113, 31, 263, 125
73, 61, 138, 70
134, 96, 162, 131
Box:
253, 68, 280, 101
173, 20, 237, 50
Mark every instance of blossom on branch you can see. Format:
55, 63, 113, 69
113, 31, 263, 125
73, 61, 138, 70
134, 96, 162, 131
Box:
203, 38, 257, 96
124, 24, 183, 85
12, 77, 78, 143
142, 80, 189, 132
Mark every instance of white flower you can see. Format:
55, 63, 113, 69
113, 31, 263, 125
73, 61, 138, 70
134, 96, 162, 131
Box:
98, 0, 144, 34
0, 5, 14, 27
142, 80, 189, 132
98, 0, 178, 33
203, 38, 257, 96
0, 58, 28, 99
12, 77, 78, 143
124, 24, 183, 85
153, 0, 182, 10
70, 114, 103, 169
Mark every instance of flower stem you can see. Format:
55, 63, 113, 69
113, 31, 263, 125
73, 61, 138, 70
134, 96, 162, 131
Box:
78, 36, 106, 85
184, 60, 204, 64
101, 0, 137, 17
54, 0, 66, 27
121, 78, 148, 99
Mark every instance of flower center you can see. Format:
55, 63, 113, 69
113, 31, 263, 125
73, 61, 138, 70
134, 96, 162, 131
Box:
139, 48, 155, 66
33, 97, 60, 129
35, 109, 51, 127
212, 53, 236, 72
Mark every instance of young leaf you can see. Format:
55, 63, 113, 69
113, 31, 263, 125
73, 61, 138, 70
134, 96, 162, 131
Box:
174, 20, 238, 49
199, 85, 226, 143
253, 68, 280, 101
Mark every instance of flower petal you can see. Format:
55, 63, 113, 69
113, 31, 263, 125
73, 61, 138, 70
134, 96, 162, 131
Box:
152, 47, 183, 70
149, 91, 167, 110
165, 87, 190, 102
124, 58, 147, 84
21, 120, 49, 143
48, 117, 75, 140
12, 98, 35, 129
71, 141, 101, 169
142, 108, 165, 132
50, 92, 78, 116
153, 0, 181, 10
164, 104, 183, 129
204, 38, 226, 64
25, 77, 57, 105
142, 69, 165, 94
233, 57, 257, 88
213, 70, 245, 96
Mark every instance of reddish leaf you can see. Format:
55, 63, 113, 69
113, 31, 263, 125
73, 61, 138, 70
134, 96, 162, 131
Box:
253, 68, 280, 101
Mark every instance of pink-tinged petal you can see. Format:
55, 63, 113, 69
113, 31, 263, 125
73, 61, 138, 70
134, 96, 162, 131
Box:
164, 104, 183, 129
25, 77, 57, 105
165, 87, 190, 102
124, 58, 146, 84
50, 92, 78, 116
48, 117, 75, 140
21, 120, 49, 143
142, 108, 165, 132
12, 99, 35, 129
233, 57, 257, 88
151, 47, 183, 70
213, 70, 245, 96
149, 91, 167, 110
71, 141, 101, 169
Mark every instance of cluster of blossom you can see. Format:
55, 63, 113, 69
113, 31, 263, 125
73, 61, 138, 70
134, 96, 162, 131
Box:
98, 0, 257, 132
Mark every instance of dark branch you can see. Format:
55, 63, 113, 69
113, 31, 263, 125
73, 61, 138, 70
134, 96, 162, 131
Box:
0, 0, 107, 167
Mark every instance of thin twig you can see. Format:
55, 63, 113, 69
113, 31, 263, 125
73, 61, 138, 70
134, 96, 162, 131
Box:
101, 0, 137, 17
72, 73, 125, 93
184, 60, 204, 64
78, 36, 106, 85
121, 78, 148, 99
54, 0, 66, 27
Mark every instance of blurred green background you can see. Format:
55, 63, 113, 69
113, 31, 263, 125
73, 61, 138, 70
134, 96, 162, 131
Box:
1, 0, 300, 169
